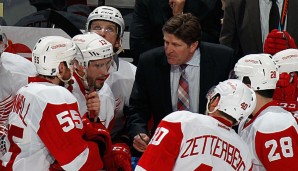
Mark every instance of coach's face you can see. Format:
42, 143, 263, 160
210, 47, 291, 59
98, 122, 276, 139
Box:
164, 33, 198, 65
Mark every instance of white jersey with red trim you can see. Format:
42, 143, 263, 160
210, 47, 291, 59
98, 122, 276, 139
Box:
0, 52, 37, 125
98, 83, 115, 129
0, 52, 37, 157
1, 78, 103, 171
136, 111, 253, 171
70, 73, 88, 117
105, 59, 136, 138
238, 102, 298, 171
71, 73, 115, 128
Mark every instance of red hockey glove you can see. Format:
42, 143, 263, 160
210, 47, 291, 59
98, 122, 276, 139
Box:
83, 117, 112, 157
103, 143, 132, 171
273, 72, 298, 112
264, 29, 297, 55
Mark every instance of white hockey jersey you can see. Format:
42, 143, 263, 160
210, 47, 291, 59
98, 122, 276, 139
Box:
105, 59, 136, 138
136, 111, 253, 171
0, 52, 37, 125
238, 101, 298, 171
0, 77, 103, 171
71, 72, 115, 129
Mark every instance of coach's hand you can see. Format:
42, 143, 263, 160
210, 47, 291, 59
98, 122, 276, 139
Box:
133, 133, 150, 152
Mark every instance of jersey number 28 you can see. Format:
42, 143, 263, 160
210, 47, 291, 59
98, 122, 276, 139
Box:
265, 137, 293, 162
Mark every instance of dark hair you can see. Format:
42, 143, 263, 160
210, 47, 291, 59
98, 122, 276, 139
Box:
243, 76, 274, 98
255, 89, 274, 98
162, 13, 201, 47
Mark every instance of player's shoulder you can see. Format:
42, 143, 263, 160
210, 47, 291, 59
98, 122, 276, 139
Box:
99, 83, 114, 99
255, 106, 297, 133
163, 111, 208, 124
119, 59, 136, 71
22, 82, 76, 103
1, 52, 37, 75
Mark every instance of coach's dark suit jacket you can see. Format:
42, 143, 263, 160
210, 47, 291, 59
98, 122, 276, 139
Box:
127, 42, 234, 142
220, 0, 298, 61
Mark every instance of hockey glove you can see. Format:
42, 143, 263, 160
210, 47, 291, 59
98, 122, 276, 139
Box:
83, 117, 112, 157
273, 72, 298, 112
264, 29, 297, 55
103, 143, 132, 171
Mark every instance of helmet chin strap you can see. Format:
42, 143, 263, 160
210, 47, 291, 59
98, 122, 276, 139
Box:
74, 68, 89, 89
115, 39, 124, 55
57, 67, 73, 83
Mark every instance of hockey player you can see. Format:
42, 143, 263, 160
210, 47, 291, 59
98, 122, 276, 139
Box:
86, 6, 137, 143
0, 31, 37, 157
72, 32, 132, 171
135, 79, 255, 171
72, 32, 116, 130
233, 53, 298, 170
272, 49, 298, 114
0, 36, 111, 170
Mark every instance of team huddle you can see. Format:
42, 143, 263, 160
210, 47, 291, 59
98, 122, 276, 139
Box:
1, 3, 298, 171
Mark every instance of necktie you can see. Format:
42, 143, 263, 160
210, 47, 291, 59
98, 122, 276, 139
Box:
269, 0, 280, 32
177, 64, 190, 110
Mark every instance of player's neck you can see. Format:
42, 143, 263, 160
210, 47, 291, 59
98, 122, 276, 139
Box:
252, 94, 272, 116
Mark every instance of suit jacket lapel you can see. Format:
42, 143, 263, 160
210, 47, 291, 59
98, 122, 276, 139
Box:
160, 54, 173, 114
287, 0, 298, 33
245, 0, 263, 51
199, 42, 217, 113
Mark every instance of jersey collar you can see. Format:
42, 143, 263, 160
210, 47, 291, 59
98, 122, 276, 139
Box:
28, 76, 51, 83
243, 101, 279, 128
211, 116, 233, 128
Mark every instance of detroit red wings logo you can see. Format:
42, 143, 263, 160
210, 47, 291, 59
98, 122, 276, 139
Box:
241, 102, 248, 110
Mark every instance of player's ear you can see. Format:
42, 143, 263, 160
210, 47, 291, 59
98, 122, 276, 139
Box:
58, 62, 68, 75
210, 96, 220, 107
58, 62, 64, 72
114, 37, 121, 49
208, 95, 220, 113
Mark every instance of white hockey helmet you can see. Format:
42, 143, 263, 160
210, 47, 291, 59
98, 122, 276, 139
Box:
233, 53, 279, 90
72, 32, 116, 72
273, 49, 298, 73
206, 79, 256, 123
86, 6, 125, 37
32, 36, 78, 76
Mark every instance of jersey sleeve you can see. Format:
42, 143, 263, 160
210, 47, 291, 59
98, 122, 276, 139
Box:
136, 120, 183, 171
255, 126, 298, 170
98, 85, 115, 129
37, 102, 103, 171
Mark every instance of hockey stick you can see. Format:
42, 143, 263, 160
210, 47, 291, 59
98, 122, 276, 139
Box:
279, 0, 288, 31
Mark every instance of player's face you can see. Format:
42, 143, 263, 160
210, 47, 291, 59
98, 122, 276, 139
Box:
90, 20, 120, 49
86, 58, 112, 90
163, 33, 198, 65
